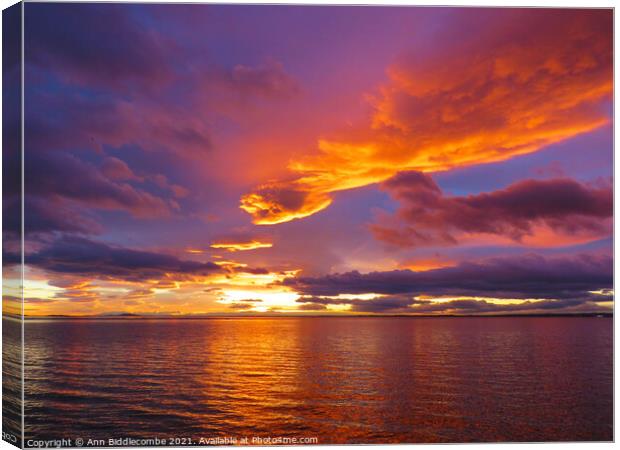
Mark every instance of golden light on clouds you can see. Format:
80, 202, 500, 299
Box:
208, 268, 299, 287
419, 296, 543, 306
589, 289, 614, 296
210, 239, 274, 251
402, 258, 456, 272
213, 260, 248, 268
219, 288, 300, 312
240, 183, 332, 225
19, 257, 306, 316
240, 11, 612, 225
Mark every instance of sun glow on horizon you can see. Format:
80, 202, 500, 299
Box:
219, 288, 300, 311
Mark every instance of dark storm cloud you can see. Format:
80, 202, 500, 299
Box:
371, 172, 612, 247
19, 236, 221, 282
9, 235, 273, 285
286, 253, 612, 301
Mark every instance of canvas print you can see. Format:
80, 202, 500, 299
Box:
2, 2, 613, 447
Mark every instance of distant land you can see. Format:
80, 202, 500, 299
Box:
4, 312, 613, 321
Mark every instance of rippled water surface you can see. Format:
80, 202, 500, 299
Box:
23, 317, 612, 443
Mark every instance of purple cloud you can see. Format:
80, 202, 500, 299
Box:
19, 236, 221, 282
26, 3, 172, 90
287, 253, 612, 301
26, 151, 173, 219
372, 172, 612, 247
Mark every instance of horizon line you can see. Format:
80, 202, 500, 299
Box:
4, 312, 613, 321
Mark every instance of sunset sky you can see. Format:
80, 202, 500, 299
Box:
3, 4, 613, 316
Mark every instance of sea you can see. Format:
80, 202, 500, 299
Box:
2, 316, 613, 445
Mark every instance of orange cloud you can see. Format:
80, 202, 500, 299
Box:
401, 258, 456, 272
210, 238, 274, 251
185, 248, 205, 254
240, 181, 332, 225
241, 9, 612, 225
